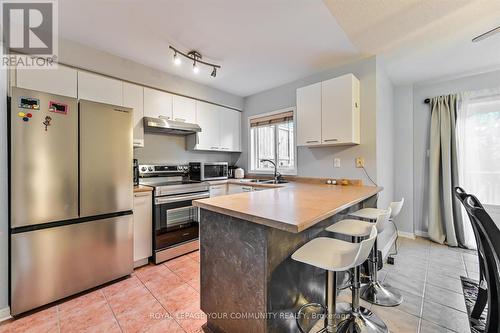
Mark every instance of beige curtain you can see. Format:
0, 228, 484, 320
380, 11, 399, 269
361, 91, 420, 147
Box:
428, 95, 465, 247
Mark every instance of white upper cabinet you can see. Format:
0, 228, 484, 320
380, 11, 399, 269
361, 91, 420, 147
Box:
220, 108, 241, 151
188, 102, 242, 152
16, 64, 78, 97
123, 83, 144, 147
296, 82, 322, 146
321, 74, 360, 145
172, 95, 196, 123
143, 87, 173, 120
191, 101, 220, 150
296, 73, 360, 147
77, 71, 123, 105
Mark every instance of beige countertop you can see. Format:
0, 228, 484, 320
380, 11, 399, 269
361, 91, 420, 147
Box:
133, 185, 154, 193
194, 181, 382, 233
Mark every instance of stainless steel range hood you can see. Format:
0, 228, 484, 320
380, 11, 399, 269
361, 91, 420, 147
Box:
143, 117, 201, 135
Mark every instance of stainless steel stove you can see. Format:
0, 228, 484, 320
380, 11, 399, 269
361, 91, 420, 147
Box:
139, 164, 209, 263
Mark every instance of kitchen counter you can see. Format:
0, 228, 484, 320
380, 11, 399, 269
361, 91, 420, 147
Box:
194, 182, 382, 233
195, 180, 382, 333
133, 185, 153, 193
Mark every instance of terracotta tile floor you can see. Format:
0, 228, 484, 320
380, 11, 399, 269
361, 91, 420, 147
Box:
0, 238, 478, 333
0, 250, 205, 333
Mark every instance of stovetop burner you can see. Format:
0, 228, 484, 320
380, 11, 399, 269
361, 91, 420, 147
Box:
137, 163, 209, 197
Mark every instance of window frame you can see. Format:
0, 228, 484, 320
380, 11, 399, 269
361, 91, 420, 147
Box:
248, 107, 297, 176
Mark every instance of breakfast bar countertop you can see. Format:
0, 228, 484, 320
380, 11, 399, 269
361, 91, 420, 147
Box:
193, 182, 382, 233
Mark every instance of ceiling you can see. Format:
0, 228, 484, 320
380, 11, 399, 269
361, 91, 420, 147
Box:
324, 0, 500, 85
58, 0, 500, 96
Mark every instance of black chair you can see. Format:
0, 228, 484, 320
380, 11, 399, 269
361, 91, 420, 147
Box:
461, 192, 500, 333
454, 187, 488, 320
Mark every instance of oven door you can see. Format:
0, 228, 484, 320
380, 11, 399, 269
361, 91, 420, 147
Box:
203, 164, 228, 180
154, 192, 209, 250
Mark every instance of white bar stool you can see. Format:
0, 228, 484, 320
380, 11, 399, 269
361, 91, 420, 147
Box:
349, 202, 404, 307
292, 226, 386, 333
325, 216, 391, 333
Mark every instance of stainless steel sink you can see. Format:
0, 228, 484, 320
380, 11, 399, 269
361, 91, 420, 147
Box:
248, 179, 288, 184
248, 179, 273, 183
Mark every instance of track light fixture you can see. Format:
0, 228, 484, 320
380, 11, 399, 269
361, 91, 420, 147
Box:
169, 46, 220, 78
472, 24, 500, 42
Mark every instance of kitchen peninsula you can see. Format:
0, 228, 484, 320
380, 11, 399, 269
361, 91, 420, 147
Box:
193, 182, 382, 333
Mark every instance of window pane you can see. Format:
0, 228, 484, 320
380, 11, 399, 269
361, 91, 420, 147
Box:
253, 125, 276, 170
459, 98, 500, 205
250, 113, 296, 174
277, 120, 295, 170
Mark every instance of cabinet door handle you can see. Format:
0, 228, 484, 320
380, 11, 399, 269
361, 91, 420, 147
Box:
159, 115, 171, 120
134, 192, 150, 197
306, 140, 319, 143
175, 118, 186, 122
324, 139, 338, 142
211, 146, 219, 150
220, 147, 229, 150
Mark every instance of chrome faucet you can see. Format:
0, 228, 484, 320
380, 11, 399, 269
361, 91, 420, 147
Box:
260, 159, 281, 183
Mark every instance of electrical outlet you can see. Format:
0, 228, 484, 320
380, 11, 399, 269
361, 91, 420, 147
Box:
334, 158, 341, 168
355, 157, 365, 168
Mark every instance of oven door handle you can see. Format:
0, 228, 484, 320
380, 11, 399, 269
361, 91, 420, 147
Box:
155, 192, 210, 205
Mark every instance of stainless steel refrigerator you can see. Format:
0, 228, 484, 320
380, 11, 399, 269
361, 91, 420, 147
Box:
9, 87, 134, 315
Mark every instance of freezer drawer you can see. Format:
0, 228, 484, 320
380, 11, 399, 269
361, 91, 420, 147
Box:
79, 100, 133, 217
10, 88, 78, 228
10, 215, 133, 315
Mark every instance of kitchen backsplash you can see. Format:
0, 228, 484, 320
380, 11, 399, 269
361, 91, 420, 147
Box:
133, 133, 241, 164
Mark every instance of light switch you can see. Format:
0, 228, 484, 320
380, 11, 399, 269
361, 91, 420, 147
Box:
334, 158, 341, 168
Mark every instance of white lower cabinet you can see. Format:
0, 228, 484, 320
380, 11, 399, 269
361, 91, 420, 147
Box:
209, 184, 228, 197
133, 191, 152, 266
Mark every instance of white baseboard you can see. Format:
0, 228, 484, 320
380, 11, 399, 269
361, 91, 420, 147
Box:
415, 230, 429, 238
397, 231, 415, 239
0, 306, 11, 322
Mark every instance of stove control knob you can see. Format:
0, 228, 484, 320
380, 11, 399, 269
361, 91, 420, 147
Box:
148, 166, 153, 171
177, 165, 182, 171
141, 167, 147, 172
183, 165, 189, 171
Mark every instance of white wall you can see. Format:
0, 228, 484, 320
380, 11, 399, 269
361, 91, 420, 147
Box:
239, 56, 379, 185
0, 53, 9, 316
393, 85, 414, 235
394, 69, 500, 236
375, 63, 395, 209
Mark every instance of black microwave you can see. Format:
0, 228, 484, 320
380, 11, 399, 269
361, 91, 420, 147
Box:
189, 162, 228, 181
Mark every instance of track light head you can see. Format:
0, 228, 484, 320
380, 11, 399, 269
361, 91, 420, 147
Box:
173, 52, 181, 66
169, 46, 220, 77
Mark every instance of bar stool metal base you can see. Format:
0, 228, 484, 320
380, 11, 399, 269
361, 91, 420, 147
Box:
360, 281, 403, 307
336, 303, 389, 333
